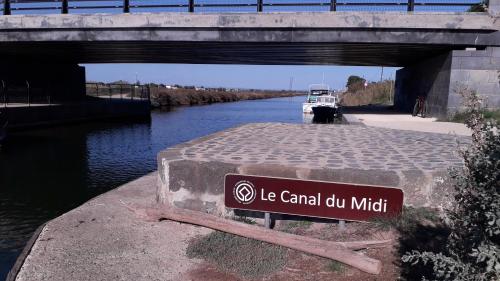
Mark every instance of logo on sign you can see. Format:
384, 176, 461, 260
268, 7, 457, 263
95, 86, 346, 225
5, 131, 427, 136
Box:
233, 180, 256, 204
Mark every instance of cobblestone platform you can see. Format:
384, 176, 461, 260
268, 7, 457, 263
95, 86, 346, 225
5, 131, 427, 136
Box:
157, 123, 469, 215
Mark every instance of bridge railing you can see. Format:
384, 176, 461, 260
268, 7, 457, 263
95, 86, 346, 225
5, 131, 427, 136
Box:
1, 0, 485, 15
0, 81, 150, 108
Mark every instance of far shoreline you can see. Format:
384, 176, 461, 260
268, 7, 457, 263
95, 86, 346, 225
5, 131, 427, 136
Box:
149, 87, 304, 108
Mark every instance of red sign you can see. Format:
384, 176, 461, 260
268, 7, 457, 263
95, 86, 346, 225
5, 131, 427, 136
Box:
224, 174, 404, 222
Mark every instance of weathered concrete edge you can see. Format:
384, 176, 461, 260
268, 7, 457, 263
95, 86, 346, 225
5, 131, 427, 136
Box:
342, 114, 365, 126
0, 12, 497, 30
8, 171, 159, 281
6, 223, 47, 281
156, 124, 246, 179
156, 124, 246, 204
158, 159, 454, 214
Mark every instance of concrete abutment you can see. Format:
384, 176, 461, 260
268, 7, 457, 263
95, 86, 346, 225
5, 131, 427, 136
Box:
0, 63, 152, 129
0, 63, 86, 103
157, 123, 469, 216
490, 0, 500, 16
395, 47, 500, 118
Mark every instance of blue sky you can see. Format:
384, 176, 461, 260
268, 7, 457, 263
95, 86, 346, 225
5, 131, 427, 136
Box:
83, 64, 398, 90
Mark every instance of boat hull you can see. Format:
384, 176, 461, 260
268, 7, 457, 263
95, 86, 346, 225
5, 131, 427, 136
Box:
312, 106, 337, 119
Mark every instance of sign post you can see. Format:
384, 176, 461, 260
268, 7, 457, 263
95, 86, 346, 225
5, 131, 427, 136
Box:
225, 174, 404, 222
264, 212, 271, 228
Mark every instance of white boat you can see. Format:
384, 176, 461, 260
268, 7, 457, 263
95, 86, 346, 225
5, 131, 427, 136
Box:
302, 84, 340, 119
302, 84, 330, 114
312, 95, 340, 119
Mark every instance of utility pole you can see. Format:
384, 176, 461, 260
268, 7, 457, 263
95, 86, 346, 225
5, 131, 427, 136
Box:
380, 66, 384, 82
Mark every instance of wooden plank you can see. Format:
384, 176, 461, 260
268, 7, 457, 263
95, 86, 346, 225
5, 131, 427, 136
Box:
143, 206, 385, 275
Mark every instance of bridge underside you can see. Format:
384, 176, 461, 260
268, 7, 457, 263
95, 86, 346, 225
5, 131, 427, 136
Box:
0, 41, 455, 66
0, 12, 498, 116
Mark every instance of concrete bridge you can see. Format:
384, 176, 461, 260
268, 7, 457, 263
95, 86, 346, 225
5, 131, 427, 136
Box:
0, 1, 499, 117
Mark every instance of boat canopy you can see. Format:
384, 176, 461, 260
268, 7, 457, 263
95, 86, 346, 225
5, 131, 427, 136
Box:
308, 84, 330, 95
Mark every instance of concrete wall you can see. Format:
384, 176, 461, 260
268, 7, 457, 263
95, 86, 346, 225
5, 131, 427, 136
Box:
448, 47, 500, 113
0, 64, 86, 102
395, 47, 500, 118
490, 0, 500, 16
4, 99, 151, 129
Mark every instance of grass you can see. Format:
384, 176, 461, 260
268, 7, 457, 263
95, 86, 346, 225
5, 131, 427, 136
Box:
325, 260, 345, 274
186, 231, 288, 278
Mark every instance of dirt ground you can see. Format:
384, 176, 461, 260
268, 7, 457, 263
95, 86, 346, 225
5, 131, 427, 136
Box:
182, 220, 401, 281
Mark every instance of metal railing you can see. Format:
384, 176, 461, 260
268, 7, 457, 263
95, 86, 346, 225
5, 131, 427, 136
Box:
1, 79, 53, 107
0, 80, 150, 108
86, 83, 151, 101
0, 0, 485, 15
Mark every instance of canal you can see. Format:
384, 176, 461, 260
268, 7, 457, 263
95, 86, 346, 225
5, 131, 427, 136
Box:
0, 95, 310, 280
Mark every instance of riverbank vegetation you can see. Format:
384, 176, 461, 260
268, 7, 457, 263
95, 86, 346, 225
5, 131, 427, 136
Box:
340, 76, 394, 106
149, 87, 302, 107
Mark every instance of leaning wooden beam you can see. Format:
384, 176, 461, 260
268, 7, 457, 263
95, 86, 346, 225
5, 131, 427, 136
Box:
143, 206, 384, 275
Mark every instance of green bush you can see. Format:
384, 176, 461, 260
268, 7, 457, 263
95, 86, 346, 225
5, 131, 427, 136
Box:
402, 90, 500, 280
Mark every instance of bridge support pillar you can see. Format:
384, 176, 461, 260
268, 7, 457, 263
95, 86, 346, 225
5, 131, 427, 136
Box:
0, 63, 86, 103
394, 47, 500, 118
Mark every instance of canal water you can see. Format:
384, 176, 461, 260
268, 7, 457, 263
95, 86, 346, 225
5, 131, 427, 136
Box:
0, 95, 313, 279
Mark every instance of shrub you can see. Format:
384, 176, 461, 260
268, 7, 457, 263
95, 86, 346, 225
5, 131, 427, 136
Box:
402, 89, 500, 280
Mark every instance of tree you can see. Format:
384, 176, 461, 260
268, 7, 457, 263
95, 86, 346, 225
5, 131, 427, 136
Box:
468, 0, 488, 12
345, 75, 365, 88
346, 75, 365, 92
402, 88, 500, 280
